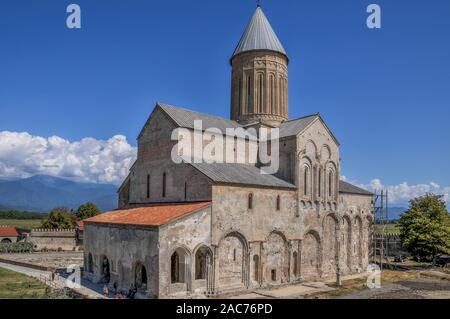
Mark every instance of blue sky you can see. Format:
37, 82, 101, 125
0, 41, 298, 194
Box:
0, 0, 449, 204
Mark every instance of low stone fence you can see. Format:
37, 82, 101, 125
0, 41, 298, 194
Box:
29, 229, 77, 251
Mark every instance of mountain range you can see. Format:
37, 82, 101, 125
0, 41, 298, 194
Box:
0, 174, 409, 218
0, 175, 118, 212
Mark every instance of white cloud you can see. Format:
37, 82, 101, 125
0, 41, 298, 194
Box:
0, 131, 137, 185
343, 177, 450, 206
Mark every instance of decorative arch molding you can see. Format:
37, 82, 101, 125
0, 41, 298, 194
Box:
192, 243, 213, 257
321, 212, 341, 231
218, 230, 250, 251
265, 229, 289, 243
217, 230, 250, 288
301, 229, 322, 280
169, 244, 192, 258
300, 156, 314, 199
263, 230, 290, 284
305, 140, 318, 157
302, 229, 322, 245
320, 144, 332, 162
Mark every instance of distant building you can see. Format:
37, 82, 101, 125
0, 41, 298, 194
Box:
0, 226, 20, 243
84, 6, 374, 298
76, 221, 84, 244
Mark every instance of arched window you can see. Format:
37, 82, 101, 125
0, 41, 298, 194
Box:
258, 73, 264, 113
276, 195, 281, 211
238, 78, 242, 114
279, 77, 283, 114
248, 193, 253, 210
171, 250, 187, 283
247, 76, 252, 113
318, 169, 322, 198
195, 247, 211, 280
253, 255, 260, 281
100, 256, 110, 284
269, 75, 275, 113
271, 269, 277, 281
147, 174, 151, 198
304, 166, 309, 196
162, 172, 166, 198
135, 263, 147, 290
328, 171, 333, 197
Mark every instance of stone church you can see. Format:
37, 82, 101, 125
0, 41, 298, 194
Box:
84, 6, 374, 299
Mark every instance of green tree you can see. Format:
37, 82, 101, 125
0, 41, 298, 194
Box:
75, 202, 100, 221
41, 207, 76, 229
398, 194, 450, 261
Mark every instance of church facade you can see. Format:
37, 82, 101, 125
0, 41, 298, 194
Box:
83, 6, 374, 299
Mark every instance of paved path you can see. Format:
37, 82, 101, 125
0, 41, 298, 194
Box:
0, 262, 105, 299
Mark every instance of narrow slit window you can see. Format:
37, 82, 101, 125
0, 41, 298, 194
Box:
162, 172, 167, 198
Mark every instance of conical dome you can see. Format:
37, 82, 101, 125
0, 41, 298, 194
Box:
232, 6, 287, 60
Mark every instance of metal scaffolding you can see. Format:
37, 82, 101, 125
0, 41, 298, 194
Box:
372, 189, 389, 270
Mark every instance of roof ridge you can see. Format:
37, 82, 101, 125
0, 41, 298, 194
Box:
281, 113, 319, 123
157, 102, 239, 123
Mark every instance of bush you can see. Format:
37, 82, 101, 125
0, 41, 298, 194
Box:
0, 242, 34, 253
41, 207, 76, 229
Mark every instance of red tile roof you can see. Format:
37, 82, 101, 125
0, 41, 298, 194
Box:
0, 226, 19, 237
84, 202, 211, 227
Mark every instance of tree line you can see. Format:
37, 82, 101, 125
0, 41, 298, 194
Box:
40, 203, 101, 230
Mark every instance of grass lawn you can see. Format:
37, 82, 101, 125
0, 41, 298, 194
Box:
0, 267, 51, 299
0, 219, 43, 229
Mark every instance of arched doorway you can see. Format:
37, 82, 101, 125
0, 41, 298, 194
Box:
135, 262, 148, 291
264, 231, 288, 284
195, 246, 212, 280
218, 232, 248, 288
1, 238, 12, 243
301, 231, 321, 280
322, 214, 339, 278
100, 255, 110, 284
171, 247, 190, 285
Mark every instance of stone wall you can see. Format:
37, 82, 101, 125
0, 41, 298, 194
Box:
29, 229, 77, 251
339, 192, 374, 274
83, 223, 160, 298
158, 207, 212, 298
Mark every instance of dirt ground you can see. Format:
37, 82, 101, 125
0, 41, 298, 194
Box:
0, 252, 83, 270
311, 270, 450, 299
